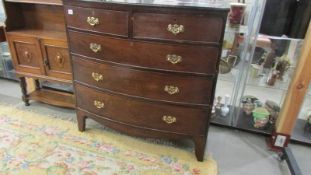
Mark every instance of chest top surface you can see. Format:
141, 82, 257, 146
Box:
63, 0, 230, 10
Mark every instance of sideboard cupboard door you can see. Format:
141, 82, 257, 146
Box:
40, 39, 72, 80
7, 34, 45, 75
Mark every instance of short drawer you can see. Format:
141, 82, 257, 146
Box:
73, 56, 214, 105
69, 31, 219, 75
64, 6, 129, 36
75, 83, 209, 135
133, 12, 224, 43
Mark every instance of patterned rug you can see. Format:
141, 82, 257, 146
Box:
0, 104, 217, 175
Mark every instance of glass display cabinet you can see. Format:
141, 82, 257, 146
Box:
211, 0, 267, 126
0, 42, 18, 80
211, 0, 307, 141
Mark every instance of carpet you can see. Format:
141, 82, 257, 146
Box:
0, 104, 217, 175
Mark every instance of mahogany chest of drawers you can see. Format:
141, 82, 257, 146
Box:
63, 0, 229, 161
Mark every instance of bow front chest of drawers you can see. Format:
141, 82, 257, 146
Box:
63, 0, 229, 161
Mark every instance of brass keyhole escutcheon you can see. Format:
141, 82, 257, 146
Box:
56, 53, 64, 68
24, 51, 32, 63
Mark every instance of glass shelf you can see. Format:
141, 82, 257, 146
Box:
225, 25, 248, 35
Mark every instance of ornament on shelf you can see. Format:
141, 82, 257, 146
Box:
275, 56, 291, 81
228, 2, 246, 27
304, 111, 311, 132
266, 70, 278, 86
221, 94, 231, 117
252, 107, 270, 129
241, 95, 258, 115
219, 55, 238, 74
265, 100, 280, 125
215, 96, 222, 110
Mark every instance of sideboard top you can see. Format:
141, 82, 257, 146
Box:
64, 0, 230, 10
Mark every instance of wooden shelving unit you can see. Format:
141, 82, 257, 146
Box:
4, 0, 74, 108
28, 88, 75, 108
6, 29, 67, 41
5, 0, 62, 6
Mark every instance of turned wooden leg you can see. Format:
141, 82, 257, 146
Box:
77, 112, 87, 132
19, 77, 30, 106
35, 79, 41, 90
193, 136, 207, 162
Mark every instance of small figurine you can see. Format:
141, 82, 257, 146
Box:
304, 111, 311, 132
241, 95, 258, 115
252, 107, 270, 129
265, 100, 280, 125
215, 96, 222, 110
267, 70, 279, 86
221, 95, 230, 117
275, 56, 291, 81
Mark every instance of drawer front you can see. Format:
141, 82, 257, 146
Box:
69, 31, 219, 75
75, 83, 209, 135
7, 34, 44, 75
133, 13, 224, 43
64, 6, 129, 36
73, 56, 213, 105
41, 39, 72, 80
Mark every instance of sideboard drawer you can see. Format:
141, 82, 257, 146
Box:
75, 84, 209, 135
133, 12, 224, 43
73, 56, 213, 105
69, 31, 219, 75
64, 6, 129, 37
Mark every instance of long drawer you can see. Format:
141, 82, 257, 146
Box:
75, 83, 209, 135
69, 31, 219, 75
73, 56, 214, 105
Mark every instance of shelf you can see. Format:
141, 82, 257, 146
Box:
246, 75, 290, 91
291, 119, 311, 145
28, 88, 75, 109
210, 105, 236, 127
235, 110, 273, 135
225, 25, 248, 35
5, 0, 63, 6
6, 29, 67, 41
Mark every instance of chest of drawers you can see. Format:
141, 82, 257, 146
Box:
63, 0, 229, 161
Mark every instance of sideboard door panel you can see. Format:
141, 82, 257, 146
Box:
7, 34, 44, 75
40, 39, 72, 80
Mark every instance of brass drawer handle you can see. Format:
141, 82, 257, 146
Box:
94, 100, 104, 109
90, 43, 101, 53
162, 115, 177, 124
164, 85, 179, 95
167, 54, 182, 64
92, 72, 103, 82
87, 16, 99, 26
167, 24, 184, 35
